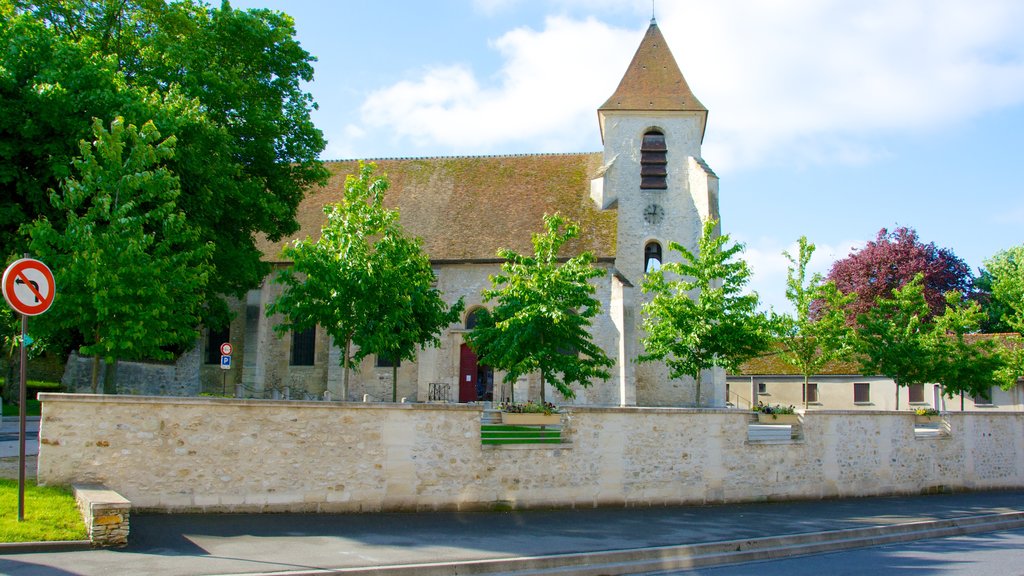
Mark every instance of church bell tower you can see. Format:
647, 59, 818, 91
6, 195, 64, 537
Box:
592, 18, 723, 406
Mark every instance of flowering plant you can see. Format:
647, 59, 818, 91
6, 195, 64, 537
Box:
499, 401, 560, 415
752, 401, 796, 415
914, 407, 939, 416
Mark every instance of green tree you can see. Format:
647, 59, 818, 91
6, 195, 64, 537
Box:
355, 214, 464, 402
639, 219, 774, 406
854, 275, 935, 409
267, 163, 463, 401
3, 1, 327, 329
928, 291, 1008, 400
25, 117, 213, 393
466, 213, 613, 403
983, 246, 1024, 386
981, 246, 1024, 332
778, 237, 854, 409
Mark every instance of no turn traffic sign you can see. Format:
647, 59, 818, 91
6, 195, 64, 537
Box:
2, 258, 55, 316
220, 342, 233, 356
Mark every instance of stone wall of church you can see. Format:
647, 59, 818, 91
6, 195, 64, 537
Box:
38, 394, 1024, 512
230, 260, 630, 407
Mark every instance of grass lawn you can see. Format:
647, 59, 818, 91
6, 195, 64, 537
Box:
0, 479, 87, 542
0, 379, 58, 417
1, 399, 41, 418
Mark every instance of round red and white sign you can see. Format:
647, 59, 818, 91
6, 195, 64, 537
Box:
2, 258, 55, 316
220, 342, 233, 356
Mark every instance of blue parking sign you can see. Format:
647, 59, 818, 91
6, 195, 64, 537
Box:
220, 355, 231, 370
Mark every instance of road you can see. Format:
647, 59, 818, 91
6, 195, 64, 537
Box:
663, 527, 1024, 576
0, 415, 39, 459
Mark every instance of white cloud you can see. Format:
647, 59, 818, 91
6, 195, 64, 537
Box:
356, 1, 1024, 168
658, 0, 1024, 170
742, 237, 864, 315
360, 16, 637, 154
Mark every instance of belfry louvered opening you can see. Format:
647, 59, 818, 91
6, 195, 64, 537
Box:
640, 130, 667, 189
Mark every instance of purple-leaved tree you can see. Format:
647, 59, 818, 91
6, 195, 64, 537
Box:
827, 227, 973, 323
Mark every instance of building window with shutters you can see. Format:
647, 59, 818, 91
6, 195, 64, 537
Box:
908, 383, 925, 404
206, 327, 229, 365
640, 130, 667, 189
803, 383, 819, 404
290, 326, 316, 366
972, 387, 993, 406
854, 382, 870, 404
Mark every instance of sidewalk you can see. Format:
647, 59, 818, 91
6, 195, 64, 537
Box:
1, 490, 1022, 576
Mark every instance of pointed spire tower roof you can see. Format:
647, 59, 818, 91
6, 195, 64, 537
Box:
598, 19, 707, 141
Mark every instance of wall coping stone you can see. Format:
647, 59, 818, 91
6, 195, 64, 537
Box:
38, 393, 481, 412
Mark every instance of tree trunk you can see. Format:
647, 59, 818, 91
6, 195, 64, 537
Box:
342, 336, 351, 401
392, 363, 397, 402
694, 371, 702, 407
102, 358, 118, 395
804, 374, 810, 410
91, 354, 101, 394
539, 372, 546, 405
895, 385, 899, 410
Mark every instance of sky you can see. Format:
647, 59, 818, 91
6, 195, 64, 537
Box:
229, 0, 1024, 313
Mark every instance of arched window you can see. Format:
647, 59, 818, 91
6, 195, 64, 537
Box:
465, 308, 485, 330
640, 130, 667, 190
644, 242, 663, 273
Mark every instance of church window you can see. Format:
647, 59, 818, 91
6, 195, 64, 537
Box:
206, 326, 229, 365
640, 130, 667, 189
465, 308, 485, 330
290, 326, 316, 366
644, 241, 663, 273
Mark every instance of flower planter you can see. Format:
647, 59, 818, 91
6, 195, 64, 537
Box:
757, 413, 799, 425
914, 415, 942, 424
501, 412, 561, 426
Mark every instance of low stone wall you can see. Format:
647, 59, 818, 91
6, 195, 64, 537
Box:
73, 484, 130, 546
37, 394, 1024, 512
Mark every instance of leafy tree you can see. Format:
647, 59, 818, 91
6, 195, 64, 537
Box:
777, 237, 854, 409
827, 227, 973, 323
25, 117, 213, 393
3, 1, 327, 331
928, 291, 1008, 399
356, 217, 465, 402
975, 246, 1024, 388
466, 213, 613, 403
639, 219, 774, 406
267, 163, 463, 401
855, 274, 1009, 408
854, 275, 935, 409
980, 246, 1024, 334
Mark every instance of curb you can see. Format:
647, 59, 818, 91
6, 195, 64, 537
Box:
0, 540, 93, 555
212, 511, 1024, 576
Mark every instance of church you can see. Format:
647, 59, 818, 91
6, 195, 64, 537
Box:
200, 20, 724, 408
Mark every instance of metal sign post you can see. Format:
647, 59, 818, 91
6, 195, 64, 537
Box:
220, 344, 232, 395
2, 257, 56, 522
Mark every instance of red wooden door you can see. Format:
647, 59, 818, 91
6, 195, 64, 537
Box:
459, 343, 478, 403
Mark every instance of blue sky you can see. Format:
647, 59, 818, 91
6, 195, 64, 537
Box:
229, 0, 1024, 313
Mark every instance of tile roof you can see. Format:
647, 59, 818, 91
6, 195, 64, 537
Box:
732, 333, 1022, 377
599, 21, 707, 114
258, 153, 618, 263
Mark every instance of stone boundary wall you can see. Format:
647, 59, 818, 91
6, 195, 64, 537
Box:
73, 483, 130, 546
37, 394, 1024, 513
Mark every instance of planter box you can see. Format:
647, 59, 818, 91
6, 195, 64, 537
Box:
501, 413, 561, 426
914, 415, 942, 424
757, 413, 800, 425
